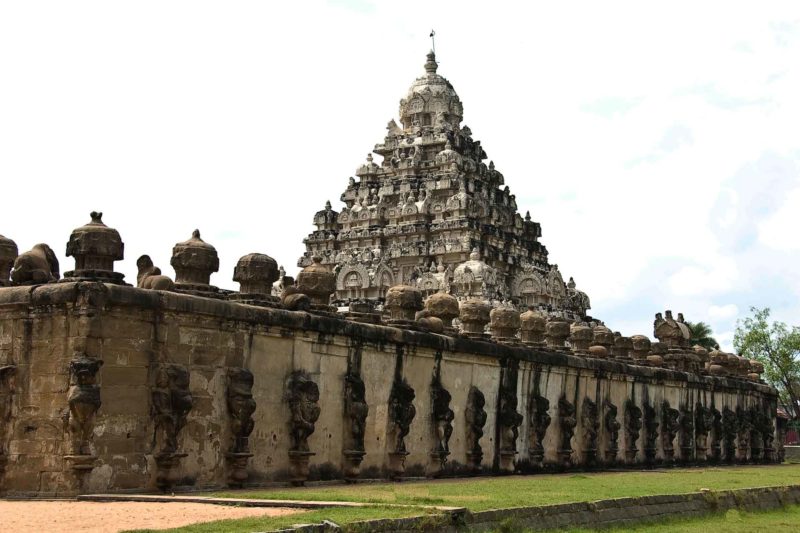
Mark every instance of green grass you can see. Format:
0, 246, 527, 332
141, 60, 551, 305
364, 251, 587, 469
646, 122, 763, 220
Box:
210, 464, 800, 512
557, 504, 800, 532
126, 465, 800, 532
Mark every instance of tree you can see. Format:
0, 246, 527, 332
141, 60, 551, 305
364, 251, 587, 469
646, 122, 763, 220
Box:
734, 307, 800, 420
684, 321, 719, 350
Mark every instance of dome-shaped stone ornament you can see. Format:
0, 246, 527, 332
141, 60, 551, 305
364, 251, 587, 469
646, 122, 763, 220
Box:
647, 342, 667, 368
296, 256, 337, 313
0, 234, 18, 287
748, 359, 764, 382
588, 345, 608, 359
385, 285, 423, 326
171, 230, 220, 294
707, 349, 726, 376
490, 306, 520, 344
589, 325, 614, 358
520, 308, 546, 346
569, 323, 593, 355
689, 345, 709, 374
63, 212, 126, 284
613, 335, 633, 363
630, 335, 651, 365
424, 292, 460, 335
230, 253, 280, 307
459, 298, 491, 339
545, 318, 570, 351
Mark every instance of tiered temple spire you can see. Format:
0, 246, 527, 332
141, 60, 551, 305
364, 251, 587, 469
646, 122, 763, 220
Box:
300, 51, 590, 319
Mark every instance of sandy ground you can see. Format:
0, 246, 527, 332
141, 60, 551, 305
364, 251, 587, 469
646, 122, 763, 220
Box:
0, 500, 300, 532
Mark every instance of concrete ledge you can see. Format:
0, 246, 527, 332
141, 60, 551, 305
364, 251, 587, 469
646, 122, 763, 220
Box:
269, 484, 800, 532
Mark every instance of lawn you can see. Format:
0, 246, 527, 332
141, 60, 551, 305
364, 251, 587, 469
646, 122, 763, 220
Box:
560, 504, 800, 533
210, 464, 800, 511
127, 465, 800, 532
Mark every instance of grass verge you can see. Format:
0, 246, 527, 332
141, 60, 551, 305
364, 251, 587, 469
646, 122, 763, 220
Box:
210, 464, 800, 512
556, 503, 800, 533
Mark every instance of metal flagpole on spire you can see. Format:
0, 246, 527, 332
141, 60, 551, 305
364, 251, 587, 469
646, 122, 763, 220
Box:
430, 29, 436, 54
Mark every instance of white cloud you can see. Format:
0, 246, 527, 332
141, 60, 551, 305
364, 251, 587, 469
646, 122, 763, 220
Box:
758, 187, 800, 251
708, 304, 739, 320
0, 1, 799, 340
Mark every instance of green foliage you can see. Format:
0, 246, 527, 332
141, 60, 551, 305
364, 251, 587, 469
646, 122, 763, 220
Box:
734, 307, 800, 419
685, 321, 720, 350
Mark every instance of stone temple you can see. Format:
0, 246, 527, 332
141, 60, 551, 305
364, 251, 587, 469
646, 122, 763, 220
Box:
300, 52, 590, 320
0, 51, 785, 497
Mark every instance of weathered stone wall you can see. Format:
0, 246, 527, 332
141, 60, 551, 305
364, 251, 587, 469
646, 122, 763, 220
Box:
0, 282, 779, 496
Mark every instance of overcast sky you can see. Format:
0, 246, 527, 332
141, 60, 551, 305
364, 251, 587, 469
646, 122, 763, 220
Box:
1, 1, 798, 350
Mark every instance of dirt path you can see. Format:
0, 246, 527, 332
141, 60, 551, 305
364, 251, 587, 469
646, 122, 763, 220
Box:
0, 500, 300, 532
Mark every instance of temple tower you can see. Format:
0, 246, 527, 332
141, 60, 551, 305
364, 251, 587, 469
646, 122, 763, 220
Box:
300, 51, 590, 319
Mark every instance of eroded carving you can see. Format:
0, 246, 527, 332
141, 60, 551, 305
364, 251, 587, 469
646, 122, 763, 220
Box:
582, 397, 599, 466
661, 400, 680, 463
151, 363, 193, 492
0, 365, 17, 476
643, 401, 659, 464
66, 356, 103, 474
226, 367, 256, 487
624, 400, 642, 463
137, 255, 175, 290
429, 356, 454, 476
343, 351, 369, 481
286, 370, 321, 485
604, 400, 621, 463
528, 393, 551, 467
11, 243, 59, 285
465, 386, 487, 471
558, 396, 577, 467
497, 359, 522, 472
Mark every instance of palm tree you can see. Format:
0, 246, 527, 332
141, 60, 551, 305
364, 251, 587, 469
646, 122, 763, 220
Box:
685, 321, 719, 350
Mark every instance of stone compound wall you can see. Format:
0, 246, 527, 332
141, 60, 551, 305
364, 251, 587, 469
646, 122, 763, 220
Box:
0, 282, 779, 496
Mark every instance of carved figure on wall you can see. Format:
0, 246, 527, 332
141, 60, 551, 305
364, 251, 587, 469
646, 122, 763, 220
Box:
642, 401, 659, 464
136, 255, 176, 290
287, 371, 320, 452
736, 406, 751, 462
66, 356, 103, 468
661, 400, 680, 463
388, 371, 416, 479
286, 370, 320, 486
558, 396, 577, 467
226, 367, 256, 487
748, 406, 763, 462
721, 406, 738, 463
604, 400, 621, 463
498, 359, 522, 472
678, 406, 694, 462
343, 365, 369, 481
11, 243, 59, 285
624, 400, 642, 463
429, 357, 454, 475
582, 397, 599, 466
709, 406, 722, 462
465, 386, 487, 471
759, 408, 775, 462
694, 403, 712, 460
151, 363, 193, 491
0, 365, 17, 476
528, 394, 551, 467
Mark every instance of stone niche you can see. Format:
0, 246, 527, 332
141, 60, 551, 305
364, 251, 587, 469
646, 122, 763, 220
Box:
0, 281, 780, 496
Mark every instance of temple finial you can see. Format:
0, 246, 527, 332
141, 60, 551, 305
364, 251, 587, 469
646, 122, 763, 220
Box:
425, 50, 437, 75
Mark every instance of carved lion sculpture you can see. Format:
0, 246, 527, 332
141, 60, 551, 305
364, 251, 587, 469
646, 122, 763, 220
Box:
136, 255, 175, 290
11, 243, 59, 285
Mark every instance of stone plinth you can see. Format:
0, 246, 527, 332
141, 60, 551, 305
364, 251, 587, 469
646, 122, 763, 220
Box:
230, 253, 280, 306
545, 318, 570, 351
296, 256, 336, 312
385, 285, 423, 324
63, 212, 126, 284
490, 307, 520, 344
520, 308, 546, 346
171, 230, 219, 293
424, 292, 460, 334
459, 299, 491, 339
